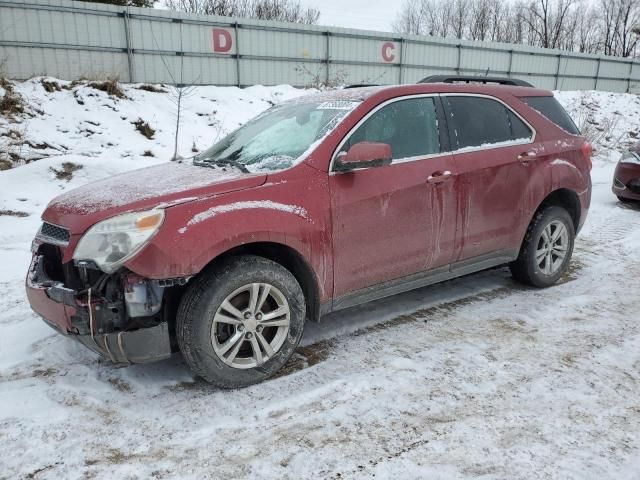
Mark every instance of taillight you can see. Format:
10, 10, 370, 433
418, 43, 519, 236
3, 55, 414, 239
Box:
581, 141, 593, 170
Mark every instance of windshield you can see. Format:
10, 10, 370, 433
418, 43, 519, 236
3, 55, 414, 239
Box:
194, 100, 360, 173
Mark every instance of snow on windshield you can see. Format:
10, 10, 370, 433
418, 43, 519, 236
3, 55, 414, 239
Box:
195, 100, 360, 173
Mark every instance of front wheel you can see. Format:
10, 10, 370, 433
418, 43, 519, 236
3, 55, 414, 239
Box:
509, 205, 575, 288
177, 255, 306, 388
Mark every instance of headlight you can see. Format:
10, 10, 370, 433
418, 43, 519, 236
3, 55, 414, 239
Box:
73, 209, 164, 273
621, 151, 640, 165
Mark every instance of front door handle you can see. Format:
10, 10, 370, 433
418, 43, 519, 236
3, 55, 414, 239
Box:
427, 170, 452, 184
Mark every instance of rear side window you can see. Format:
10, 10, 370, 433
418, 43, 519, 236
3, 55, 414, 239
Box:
521, 96, 580, 135
444, 96, 533, 150
508, 111, 532, 140
343, 97, 440, 160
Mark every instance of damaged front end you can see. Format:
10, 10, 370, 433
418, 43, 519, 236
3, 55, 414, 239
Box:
26, 235, 187, 364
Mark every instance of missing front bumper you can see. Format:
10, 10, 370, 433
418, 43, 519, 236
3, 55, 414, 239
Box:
27, 255, 173, 365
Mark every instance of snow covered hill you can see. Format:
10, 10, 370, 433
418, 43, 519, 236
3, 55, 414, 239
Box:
1, 79, 640, 479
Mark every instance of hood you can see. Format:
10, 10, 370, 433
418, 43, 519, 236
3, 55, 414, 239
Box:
43, 162, 266, 234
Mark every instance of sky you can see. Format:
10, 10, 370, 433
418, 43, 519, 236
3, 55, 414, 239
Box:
297, 0, 400, 32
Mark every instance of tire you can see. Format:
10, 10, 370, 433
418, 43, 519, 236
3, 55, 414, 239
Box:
177, 255, 306, 388
509, 205, 575, 288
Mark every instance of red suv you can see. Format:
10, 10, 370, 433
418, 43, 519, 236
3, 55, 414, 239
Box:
612, 141, 640, 203
27, 76, 592, 387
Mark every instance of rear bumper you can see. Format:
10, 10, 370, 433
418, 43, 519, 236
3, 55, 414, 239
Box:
26, 255, 171, 364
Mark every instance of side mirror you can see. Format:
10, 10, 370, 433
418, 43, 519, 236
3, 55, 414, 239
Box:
334, 142, 392, 172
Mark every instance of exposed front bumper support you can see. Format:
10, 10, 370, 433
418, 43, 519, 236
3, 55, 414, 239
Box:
27, 255, 172, 365
76, 322, 172, 364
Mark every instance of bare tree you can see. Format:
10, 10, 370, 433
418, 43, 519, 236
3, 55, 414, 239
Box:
78, 0, 153, 6
391, 0, 425, 34
166, 0, 320, 24
451, 0, 470, 39
392, 0, 640, 58
614, 0, 640, 56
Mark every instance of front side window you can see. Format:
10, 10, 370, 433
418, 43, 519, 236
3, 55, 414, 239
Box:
195, 99, 360, 173
340, 97, 441, 161
445, 96, 533, 150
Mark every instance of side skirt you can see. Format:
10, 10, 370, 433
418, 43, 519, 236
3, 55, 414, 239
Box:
324, 248, 519, 314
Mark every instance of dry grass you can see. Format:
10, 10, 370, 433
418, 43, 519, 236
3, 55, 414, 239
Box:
0, 78, 25, 116
87, 78, 126, 99
137, 84, 167, 93
40, 79, 62, 93
49, 162, 83, 181
132, 118, 155, 139
0, 209, 29, 217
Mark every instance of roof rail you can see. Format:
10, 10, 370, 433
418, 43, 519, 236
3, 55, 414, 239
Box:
419, 75, 534, 87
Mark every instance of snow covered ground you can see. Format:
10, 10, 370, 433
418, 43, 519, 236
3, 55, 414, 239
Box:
1, 79, 640, 479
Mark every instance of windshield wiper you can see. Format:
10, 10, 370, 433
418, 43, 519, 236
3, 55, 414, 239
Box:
194, 157, 250, 173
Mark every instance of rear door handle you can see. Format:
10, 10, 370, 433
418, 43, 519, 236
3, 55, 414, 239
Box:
518, 151, 537, 164
426, 170, 452, 184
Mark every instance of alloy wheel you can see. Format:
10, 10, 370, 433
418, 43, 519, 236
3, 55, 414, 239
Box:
211, 283, 291, 369
535, 220, 569, 275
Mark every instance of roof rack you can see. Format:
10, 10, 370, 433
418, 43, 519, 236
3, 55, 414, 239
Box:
418, 75, 534, 87
343, 84, 380, 89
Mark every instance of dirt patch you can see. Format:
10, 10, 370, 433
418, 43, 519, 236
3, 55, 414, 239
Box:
84, 446, 174, 468
143, 150, 155, 157
330, 438, 431, 479
87, 78, 126, 99
558, 258, 586, 284
0, 209, 28, 217
50, 162, 83, 181
0, 159, 11, 170
32, 367, 58, 378
132, 118, 155, 139
25, 462, 62, 479
274, 340, 333, 379
108, 377, 132, 393
355, 283, 519, 338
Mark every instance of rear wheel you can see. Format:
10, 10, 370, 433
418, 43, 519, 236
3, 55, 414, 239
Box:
509, 205, 575, 287
177, 255, 306, 388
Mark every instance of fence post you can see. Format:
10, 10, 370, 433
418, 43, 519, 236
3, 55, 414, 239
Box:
456, 44, 462, 74
554, 54, 561, 89
507, 49, 513, 78
122, 9, 134, 83
325, 31, 330, 86
627, 61, 634, 93
594, 57, 601, 90
234, 22, 241, 87
398, 37, 404, 84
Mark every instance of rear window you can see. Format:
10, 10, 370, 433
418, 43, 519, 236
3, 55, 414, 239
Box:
522, 96, 580, 135
444, 96, 533, 150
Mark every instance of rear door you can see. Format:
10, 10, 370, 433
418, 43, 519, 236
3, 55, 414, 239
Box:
442, 94, 538, 264
329, 95, 458, 298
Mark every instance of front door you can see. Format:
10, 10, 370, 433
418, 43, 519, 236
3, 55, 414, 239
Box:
329, 96, 458, 299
